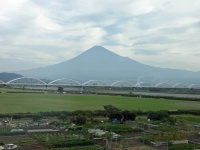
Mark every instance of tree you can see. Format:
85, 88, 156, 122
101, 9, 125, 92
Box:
57, 87, 64, 93
109, 112, 123, 121
32, 114, 42, 121
168, 117, 176, 125
103, 105, 137, 122
58, 113, 67, 122
122, 110, 136, 121
147, 111, 169, 121
103, 105, 121, 120
71, 114, 87, 125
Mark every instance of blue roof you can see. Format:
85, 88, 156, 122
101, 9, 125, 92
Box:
112, 119, 118, 123
193, 125, 200, 128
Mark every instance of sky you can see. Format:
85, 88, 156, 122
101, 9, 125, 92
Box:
0, 0, 200, 72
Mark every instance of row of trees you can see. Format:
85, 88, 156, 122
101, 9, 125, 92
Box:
147, 110, 176, 124
68, 105, 177, 125
103, 105, 176, 124
67, 105, 137, 125
0, 109, 199, 120
103, 105, 136, 122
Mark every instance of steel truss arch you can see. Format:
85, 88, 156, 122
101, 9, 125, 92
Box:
172, 83, 186, 88
155, 82, 172, 88
188, 84, 200, 89
0, 80, 4, 84
82, 80, 107, 86
111, 81, 132, 87
48, 78, 81, 86
7, 77, 46, 85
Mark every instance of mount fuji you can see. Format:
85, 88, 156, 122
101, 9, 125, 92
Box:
17, 46, 200, 84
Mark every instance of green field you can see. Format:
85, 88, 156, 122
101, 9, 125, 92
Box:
0, 88, 39, 93
175, 114, 200, 124
0, 93, 200, 113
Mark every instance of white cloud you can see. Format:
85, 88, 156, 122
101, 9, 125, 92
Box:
0, 0, 200, 71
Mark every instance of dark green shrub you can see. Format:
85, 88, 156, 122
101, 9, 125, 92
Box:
103, 105, 137, 122
103, 105, 121, 120
50, 139, 95, 148
98, 124, 142, 133
0, 131, 26, 136
71, 114, 87, 125
0, 142, 4, 146
68, 126, 83, 131
32, 114, 42, 121
57, 87, 63, 93
168, 117, 176, 125
58, 113, 67, 122
148, 111, 169, 121
122, 110, 136, 121
139, 136, 154, 144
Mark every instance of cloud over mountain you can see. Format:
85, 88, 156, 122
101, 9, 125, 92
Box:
0, 0, 200, 72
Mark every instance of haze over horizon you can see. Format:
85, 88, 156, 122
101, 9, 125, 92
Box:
0, 0, 200, 72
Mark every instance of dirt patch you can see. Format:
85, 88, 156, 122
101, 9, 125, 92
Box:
0, 135, 43, 150
112, 145, 157, 150
127, 146, 157, 150
176, 102, 200, 107
0, 135, 30, 141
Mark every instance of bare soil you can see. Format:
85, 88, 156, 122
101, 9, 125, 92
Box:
0, 135, 30, 141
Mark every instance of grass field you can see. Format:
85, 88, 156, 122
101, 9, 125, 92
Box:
0, 92, 200, 113
0, 88, 41, 93
175, 114, 200, 124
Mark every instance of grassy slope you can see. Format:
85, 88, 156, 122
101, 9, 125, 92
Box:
0, 93, 200, 113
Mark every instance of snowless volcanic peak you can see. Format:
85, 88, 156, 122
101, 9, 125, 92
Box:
17, 46, 200, 85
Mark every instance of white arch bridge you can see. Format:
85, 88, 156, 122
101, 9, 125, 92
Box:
0, 77, 198, 89
0, 77, 135, 87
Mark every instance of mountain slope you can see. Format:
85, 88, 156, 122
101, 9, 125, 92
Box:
0, 72, 23, 82
18, 46, 200, 83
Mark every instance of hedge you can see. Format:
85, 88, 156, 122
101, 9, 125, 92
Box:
0, 131, 26, 136
50, 139, 95, 148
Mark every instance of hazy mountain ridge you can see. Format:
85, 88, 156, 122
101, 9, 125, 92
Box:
0, 72, 23, 82
17, 46, 200, 84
